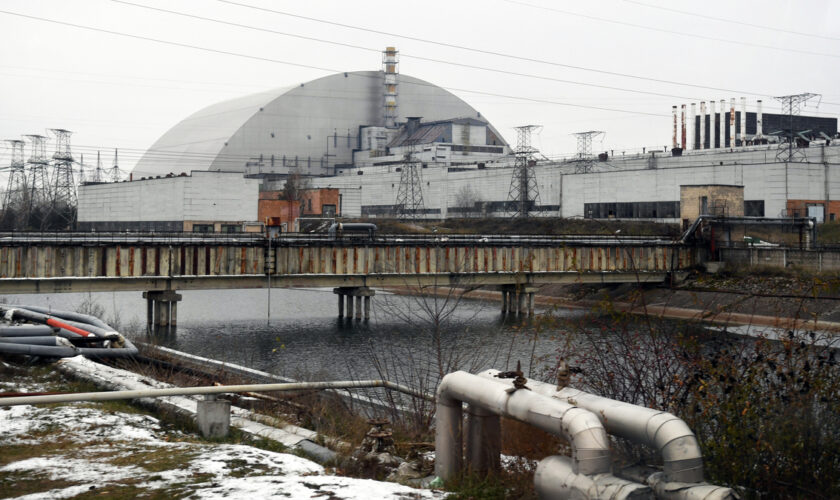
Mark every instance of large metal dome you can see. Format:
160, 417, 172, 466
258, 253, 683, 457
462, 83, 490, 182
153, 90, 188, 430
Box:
133, 70, 505, 177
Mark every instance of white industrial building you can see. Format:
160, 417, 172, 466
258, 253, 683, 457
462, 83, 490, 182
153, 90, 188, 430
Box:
77, 171, 259, 232
311, 143, 840, 223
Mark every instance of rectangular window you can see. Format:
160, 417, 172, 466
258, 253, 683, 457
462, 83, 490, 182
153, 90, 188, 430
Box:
192, 224, 214, 233
221, 224, 242, 233
744, 200, 765, 217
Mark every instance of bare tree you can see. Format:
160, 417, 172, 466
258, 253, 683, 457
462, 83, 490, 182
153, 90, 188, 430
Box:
454, 185, 482, 218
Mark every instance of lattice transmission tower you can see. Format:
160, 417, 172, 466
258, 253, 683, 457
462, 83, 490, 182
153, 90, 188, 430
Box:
49, 128, 76, 207
571, 130, 605, 173
394, 143, 425, 220
24, 134, 50, 211
506, 125, 542, 218
91, 151, 106, 183
774, 93, 820, 162
4, 140, 28, 213
109, 149, 123, 182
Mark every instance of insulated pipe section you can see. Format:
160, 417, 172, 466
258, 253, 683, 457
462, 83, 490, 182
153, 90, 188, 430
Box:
647, 472, 735, 500
0, 336, 74, 347
7, 304, 112, 330
0, 325, 55, 337
479, 370, 704, 483
535, 456, 652, 500
1, 307, 95, 337
0, 337, 138, 359
0, 378, 429, 406
435, 371, 612, 480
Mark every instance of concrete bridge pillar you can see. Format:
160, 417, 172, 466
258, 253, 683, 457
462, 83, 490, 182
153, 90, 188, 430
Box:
333, 287, 375, 320
499, 285, 537, 316
143, 290, 182, 332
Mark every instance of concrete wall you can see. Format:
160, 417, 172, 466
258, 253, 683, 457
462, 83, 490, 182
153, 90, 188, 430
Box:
720, 248, 840, 272
680, 185, 744, 223
78, 171, 259, 228
312, 149, 838, 221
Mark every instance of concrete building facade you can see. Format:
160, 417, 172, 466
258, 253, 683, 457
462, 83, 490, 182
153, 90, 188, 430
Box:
311, 144, 840, 223
78, 171, 259, 232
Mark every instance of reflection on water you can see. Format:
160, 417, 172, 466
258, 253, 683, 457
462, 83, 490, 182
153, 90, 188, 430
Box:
0, 288, 582, 382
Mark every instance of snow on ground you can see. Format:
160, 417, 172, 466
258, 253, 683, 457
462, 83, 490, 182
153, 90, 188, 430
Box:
0, 402, 446, 499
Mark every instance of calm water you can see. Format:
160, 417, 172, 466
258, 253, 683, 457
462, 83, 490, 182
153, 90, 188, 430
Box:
0, 288, 582, 382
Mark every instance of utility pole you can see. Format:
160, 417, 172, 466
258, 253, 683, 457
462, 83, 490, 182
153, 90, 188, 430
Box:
3, 140, 27, 216
571, 130, 605, 174
506, 125, 542, 218
23, 134, 50, 224
49, 128, 76, 209
774, 93, 820, 162
109, 148, 122, 182
394, 142, 425, 220
92, 151, 105, 183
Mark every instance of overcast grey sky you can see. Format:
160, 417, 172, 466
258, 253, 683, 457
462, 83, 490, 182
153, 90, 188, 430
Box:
1, 0, 838, 175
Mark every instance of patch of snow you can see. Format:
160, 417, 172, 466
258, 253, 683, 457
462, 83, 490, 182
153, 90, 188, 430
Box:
2, 385, 446, 499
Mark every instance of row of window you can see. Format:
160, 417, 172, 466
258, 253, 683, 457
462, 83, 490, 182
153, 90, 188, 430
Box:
583, 200, 765, 219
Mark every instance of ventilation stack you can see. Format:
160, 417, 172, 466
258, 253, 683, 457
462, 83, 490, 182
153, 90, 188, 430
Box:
383, 47, 399, 128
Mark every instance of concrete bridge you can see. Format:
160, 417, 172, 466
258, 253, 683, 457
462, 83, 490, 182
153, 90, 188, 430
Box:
0, 232, 694, 327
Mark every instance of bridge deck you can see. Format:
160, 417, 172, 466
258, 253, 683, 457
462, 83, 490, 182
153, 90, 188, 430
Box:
0, 233, 693, 293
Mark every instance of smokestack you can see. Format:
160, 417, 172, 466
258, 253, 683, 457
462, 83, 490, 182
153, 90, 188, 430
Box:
680, 104, 686, 150
740, 97, 746, 146
709, 100, 716, 148
383, 47, 399, 128
719, 99, 726, 150
672, 105, 678, 150
700, 101, 706, 149
690, 103, 696, 150
756, 99, 763, 139
729, 98, 736, 149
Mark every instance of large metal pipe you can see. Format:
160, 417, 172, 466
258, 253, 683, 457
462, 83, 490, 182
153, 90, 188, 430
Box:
1, 307, 96, 337
672, 106, 678, 150
0, 378, 431, 406
535, 455, 651, 500
0, 337, 139, 359
757, 99, 763, 139
8, 304, 112, 330
435, 371, 612, 478
729, 98, 736, 149
0, 336, 74, 346
478, 370, 703, 483
699, 101, 706, 149
0, 325, 55, 337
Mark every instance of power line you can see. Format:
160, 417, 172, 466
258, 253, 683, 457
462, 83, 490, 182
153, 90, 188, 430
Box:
111, 0, 700, 101
503, 0, 840, 60
219, 0, 840, 105
624, 0, 840, 42
0, 8, 670, 118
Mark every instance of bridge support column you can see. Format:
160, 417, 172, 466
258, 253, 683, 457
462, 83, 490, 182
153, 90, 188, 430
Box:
334, 287, 375, 320
143, 290, 182, 332
517, 290, 526, 315
521, 287, 538, 316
